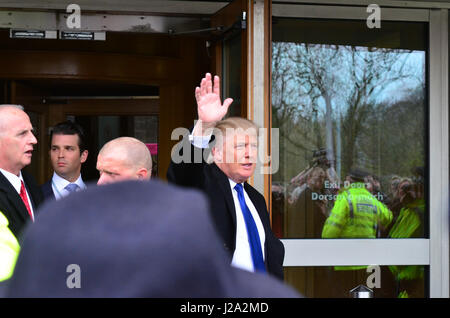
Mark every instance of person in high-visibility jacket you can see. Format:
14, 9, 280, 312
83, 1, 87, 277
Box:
388, 177, 425, 298
320, 169, 393, 297
0, 210, 20, 281
322, 170, 393, 240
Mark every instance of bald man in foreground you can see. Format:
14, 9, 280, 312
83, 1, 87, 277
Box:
96, 137, 152, 185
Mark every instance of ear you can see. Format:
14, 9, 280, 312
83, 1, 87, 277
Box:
136, 168, 149, 180
80, 150, 88, 164
211, 146, 222, 163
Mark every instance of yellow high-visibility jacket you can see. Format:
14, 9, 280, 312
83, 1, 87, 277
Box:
0, 211, 20, 281
322, 183, 393, 239
322, 183, 393, 271
389, 199, 425, 282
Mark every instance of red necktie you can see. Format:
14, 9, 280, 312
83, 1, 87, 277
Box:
20, 181, 33, 221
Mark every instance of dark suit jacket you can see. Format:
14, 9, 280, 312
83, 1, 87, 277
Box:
41, 180, 54, 201
0, 170, 43, 238
167, 137, 285, 280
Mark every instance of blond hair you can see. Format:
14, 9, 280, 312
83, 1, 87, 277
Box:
214, 117, 259, 137
207, 117, 259, 164
212, 117, 259, 150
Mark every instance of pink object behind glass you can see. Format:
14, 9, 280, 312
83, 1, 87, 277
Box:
146, 143, 158, 155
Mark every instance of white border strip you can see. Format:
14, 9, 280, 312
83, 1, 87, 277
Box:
282, 239, 430, 266
274, 0, 450, 10
273, 4, 429, 21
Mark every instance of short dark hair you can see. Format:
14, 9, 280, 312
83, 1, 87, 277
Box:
348, 168, 368, 182
49, 120, 87, 153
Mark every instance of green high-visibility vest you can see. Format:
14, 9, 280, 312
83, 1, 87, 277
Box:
0, 211, 20, 281
388, 199, 425, 281
322, 183, 393, 239
389, 199, 424, 239
322, 183, 393, 271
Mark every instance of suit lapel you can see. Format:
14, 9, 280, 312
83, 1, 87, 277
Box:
22, 171, 41, 209
42, 180, 56, 201
210, 163, 237, 226
244, 182, 271, 229
0, 172, 29, 223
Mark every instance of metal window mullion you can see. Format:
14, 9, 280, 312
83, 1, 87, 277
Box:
252, 0, 266, 195
429, 8, 449, 298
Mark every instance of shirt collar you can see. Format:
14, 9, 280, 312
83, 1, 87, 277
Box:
229, 179, 246, 192
52, 172, 85, 191
0, 168, 23, 194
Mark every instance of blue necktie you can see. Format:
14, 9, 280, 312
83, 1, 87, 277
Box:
65, 183, 79, 193
234, 183, 266, 273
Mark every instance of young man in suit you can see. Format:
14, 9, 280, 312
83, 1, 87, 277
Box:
167, 73, 285, 280
41, 121, 89, 201
0, 105, 43, 238
96, 137, 152, 185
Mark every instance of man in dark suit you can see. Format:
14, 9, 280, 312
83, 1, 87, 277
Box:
0, 105, 43, 239
167, 73, 285, 280
41, 121, 89, 201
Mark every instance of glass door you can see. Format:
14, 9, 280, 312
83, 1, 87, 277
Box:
271, 3, 448, 298
210, 0, 249, 118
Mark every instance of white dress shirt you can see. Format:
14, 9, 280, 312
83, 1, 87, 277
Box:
190, 133, 212, 149
229, 179, 266, 273
0, 168, 35, 221
51, 172, 86, 200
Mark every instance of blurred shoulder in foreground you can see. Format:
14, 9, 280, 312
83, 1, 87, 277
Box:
4, 179, 301, 298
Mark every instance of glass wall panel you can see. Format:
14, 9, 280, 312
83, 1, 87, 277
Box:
284, 265, 427, 298
271, 19, 428, 240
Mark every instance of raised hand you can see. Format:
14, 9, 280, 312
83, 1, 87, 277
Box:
195, 73, 233, 125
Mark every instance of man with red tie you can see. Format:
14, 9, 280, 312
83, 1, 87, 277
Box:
0, 105, 43, 239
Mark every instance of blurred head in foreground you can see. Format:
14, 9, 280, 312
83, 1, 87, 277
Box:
4, 180, 300, 298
